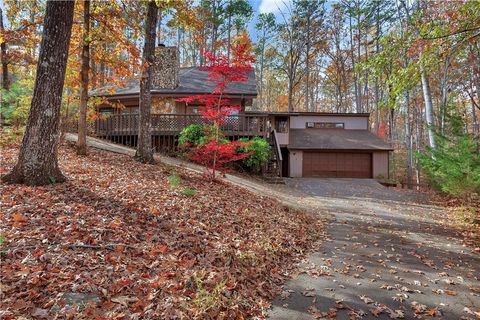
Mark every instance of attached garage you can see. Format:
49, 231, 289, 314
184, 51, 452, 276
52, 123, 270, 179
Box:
288, 129, 393, 179
303, 152, 372, 178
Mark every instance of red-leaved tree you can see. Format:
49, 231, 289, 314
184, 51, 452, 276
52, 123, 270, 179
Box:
178, 44, 255, 179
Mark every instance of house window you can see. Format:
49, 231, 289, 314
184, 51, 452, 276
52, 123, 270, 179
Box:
276, 117, 289, 133
307, 122, 344, 129
99, 107, 114, 115
121, 107, 138, 114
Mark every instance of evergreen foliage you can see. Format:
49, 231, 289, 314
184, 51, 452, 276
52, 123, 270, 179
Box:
418, 116, 480, 197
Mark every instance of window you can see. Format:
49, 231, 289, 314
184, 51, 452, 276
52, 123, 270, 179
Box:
307, 122, 344, 129
276, 117, 289, 133
121, 107, 138, 114
99, 107, 114, 115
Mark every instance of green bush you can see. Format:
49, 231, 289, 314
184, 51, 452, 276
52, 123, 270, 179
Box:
167, 174, 181, 188
237, 137, 271, 172
417, 116, 480, 198
181, 188, 196, 197
1, 80, 33, 126
179, 124, 216, 146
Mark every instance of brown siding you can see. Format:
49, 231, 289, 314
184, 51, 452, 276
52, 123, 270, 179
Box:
290, 115, 369, 130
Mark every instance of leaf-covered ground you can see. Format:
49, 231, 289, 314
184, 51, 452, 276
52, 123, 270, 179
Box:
0, 143, 325, 319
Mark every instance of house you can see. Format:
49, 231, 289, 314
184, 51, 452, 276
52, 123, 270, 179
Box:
90, 45, 392, 179
90, 45, 266, 151
91, 45, 258, 116
265, 112, 393, 179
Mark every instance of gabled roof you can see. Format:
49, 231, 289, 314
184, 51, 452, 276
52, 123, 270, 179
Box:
90, 67, 257, 98
288, 129, 393, 151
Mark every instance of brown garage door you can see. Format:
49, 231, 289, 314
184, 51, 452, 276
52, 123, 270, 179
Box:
303, 152, 372, 178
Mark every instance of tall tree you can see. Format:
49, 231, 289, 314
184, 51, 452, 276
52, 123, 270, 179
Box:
2, 0, 75, 186
296, 0, 326, 112
0, 7, 8, 91
136, 0, 158, 164
0, 7, 8, 128
254, 12, 276, 111
77, 0, 90, 156
277, 2, 305, 112
225, 0, 253, 61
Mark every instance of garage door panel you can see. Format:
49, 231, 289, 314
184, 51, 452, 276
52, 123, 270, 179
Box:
303, 152, 372, 178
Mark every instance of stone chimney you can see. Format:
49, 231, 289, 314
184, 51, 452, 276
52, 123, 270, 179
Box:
151, 44, 179, 89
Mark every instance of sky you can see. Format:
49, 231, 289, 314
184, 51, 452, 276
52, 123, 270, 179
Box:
0, 0, 293, 42
247, 0, 292, 41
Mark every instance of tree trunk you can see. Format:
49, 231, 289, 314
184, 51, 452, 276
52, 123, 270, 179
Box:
472, 94, 479, 137
2, 1, 75, 186
288, 76, 294, 113
258, 31, 265, 110
0, 8, 9, 91
374, 3, 380, 133
99, 42, 107, 87
349, 15, 360, 113
404, 90, 413, 189
439, 60, 449, 133
305, 13, 311, 112
136, 1, 158, 164
0, 7, 8, 128
421, 67, 436, 149
227, 12, 232, 63
77, 0, 90, 156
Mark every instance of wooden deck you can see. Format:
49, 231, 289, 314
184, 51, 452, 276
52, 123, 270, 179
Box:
94, 113, 268, 153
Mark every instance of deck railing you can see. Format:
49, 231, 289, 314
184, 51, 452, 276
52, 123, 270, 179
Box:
94, 113, 268, 138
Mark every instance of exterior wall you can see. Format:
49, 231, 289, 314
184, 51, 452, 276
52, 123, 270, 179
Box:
99, 97, 248, 115
175, 97, 246, 114
269, 116, 289, 145
152, 97, 176, 114
372, 151, 389, 179
276, 132, 289, 145
289, 115, 368, 130
289, 150, 303, 178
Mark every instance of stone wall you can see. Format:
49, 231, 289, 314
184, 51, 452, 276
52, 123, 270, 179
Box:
152, 46, 179, 89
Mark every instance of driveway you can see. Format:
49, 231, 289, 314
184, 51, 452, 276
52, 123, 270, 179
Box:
268, 178, 480, 319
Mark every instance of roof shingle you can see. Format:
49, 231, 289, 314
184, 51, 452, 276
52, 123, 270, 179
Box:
90, 67, 257, 97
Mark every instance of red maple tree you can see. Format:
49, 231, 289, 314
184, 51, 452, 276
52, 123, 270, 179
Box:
177, 44, 255, 179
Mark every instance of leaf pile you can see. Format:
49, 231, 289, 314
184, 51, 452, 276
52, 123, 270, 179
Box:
0, 144, 325, 319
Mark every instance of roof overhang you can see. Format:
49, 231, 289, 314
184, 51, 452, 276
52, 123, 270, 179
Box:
93, 92, 257, 100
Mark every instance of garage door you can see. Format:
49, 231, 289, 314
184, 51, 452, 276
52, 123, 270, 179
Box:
303, 152, 372, 178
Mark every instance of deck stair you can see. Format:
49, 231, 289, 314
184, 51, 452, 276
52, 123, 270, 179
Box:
263, 130, 285, 184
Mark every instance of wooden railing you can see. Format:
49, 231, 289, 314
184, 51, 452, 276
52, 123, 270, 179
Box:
271, 129, 283, 177
94, 113, 268, 138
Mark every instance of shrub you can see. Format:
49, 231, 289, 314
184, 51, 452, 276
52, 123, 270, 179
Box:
237, 137, 271, 172
417, 116, 480, 198
181, 188, 196, 197
178, 124, 216, 146
1, 80, 33, 127
167, 174, 181, 188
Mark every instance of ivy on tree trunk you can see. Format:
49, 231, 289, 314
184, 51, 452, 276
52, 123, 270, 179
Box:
2, 0, 75, 186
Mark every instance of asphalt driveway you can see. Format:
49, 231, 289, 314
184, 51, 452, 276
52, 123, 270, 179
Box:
268, 178, 480, 319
